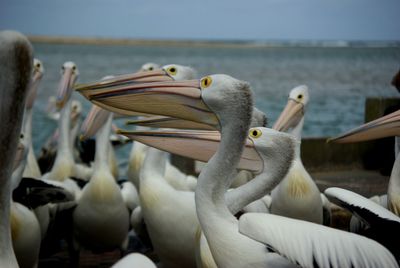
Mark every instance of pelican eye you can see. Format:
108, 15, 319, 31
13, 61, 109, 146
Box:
72, 65, 77, 71
201, 77, 212, 88
167, 67, 177, 75
61, 65, 65, 71
249, 128, 262, 138
36, 63, 41, 68
20, 133, 24, 139
148, 67, 153, 71
298, 94, 303, 100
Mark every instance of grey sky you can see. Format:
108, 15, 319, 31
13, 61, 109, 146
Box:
1, 0, 399, 41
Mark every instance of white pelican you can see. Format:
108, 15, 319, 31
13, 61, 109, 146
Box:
20, 58, 52, 240
0, 30, 33, 268
82, 74, 399, 267
79, 102, 139, 210
77, 64, 201, 267
139, 62, 160, 72
72, 106, 129, 258
22, 58, 44, 179
41, 62, 85, 197
271, 85, 323, 224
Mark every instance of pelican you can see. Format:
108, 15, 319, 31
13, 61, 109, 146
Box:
72, 105, 129, 259
0, 30, 33, 268
22, 58, 44, 179
41, 62, 85, 197
19, 58, 53, 241
271, 85, 323, 224
80, 74, 399, 267
139, 62, 160, 72
39, 99, 87, 175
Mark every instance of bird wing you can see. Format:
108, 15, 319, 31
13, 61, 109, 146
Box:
239, 213, 398, 268
13, 177, 75, 209
324, 187, 400, 226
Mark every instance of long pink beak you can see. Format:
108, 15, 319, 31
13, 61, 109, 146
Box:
56, 67, 76, 109
117, 129, 263, 173
329, 109, 400, 143
273, 99, 304, 132
80, 104, 111, 140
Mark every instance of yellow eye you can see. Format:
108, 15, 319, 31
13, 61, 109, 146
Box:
167, 66, 177, 75
249, 128, 262, 138
201, 76, 212, 88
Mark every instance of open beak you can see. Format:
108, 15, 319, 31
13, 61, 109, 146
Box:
329, 109, 400, 143
56, 67, 77, 110
126, 116, 215, 130
26, 68, 43, 109
273, 99, 304, 132
80, 105, 110, 140
77, 79, 220, 129
117, 129, 263, 173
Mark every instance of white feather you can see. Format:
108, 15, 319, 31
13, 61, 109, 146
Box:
239, 213, 399, 268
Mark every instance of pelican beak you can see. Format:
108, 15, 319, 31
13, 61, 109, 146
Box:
329, 109, 400, 143
80, 105, 110, 140
125, 116, 215, 130
273, 99, 304, 132
26, 68, 43, 109
117, 129, 263, 173
56, 67, 77, 110
74, 69, 173, 99
13, 141, 26, 172
77, 79, 220, 129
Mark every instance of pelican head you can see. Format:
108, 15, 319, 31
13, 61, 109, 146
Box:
75, 64, 197, 119
25, 58, 45, 109
79, 74, 251, 131
140, 62, 160, 72
75, 64, 195, 94
248, 127, 297, 172
329, 109, 400, 143
273, 85, 309, 132
56, 61, 79, 109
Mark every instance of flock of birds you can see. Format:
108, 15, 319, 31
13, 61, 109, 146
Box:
0, 30, 399, 268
